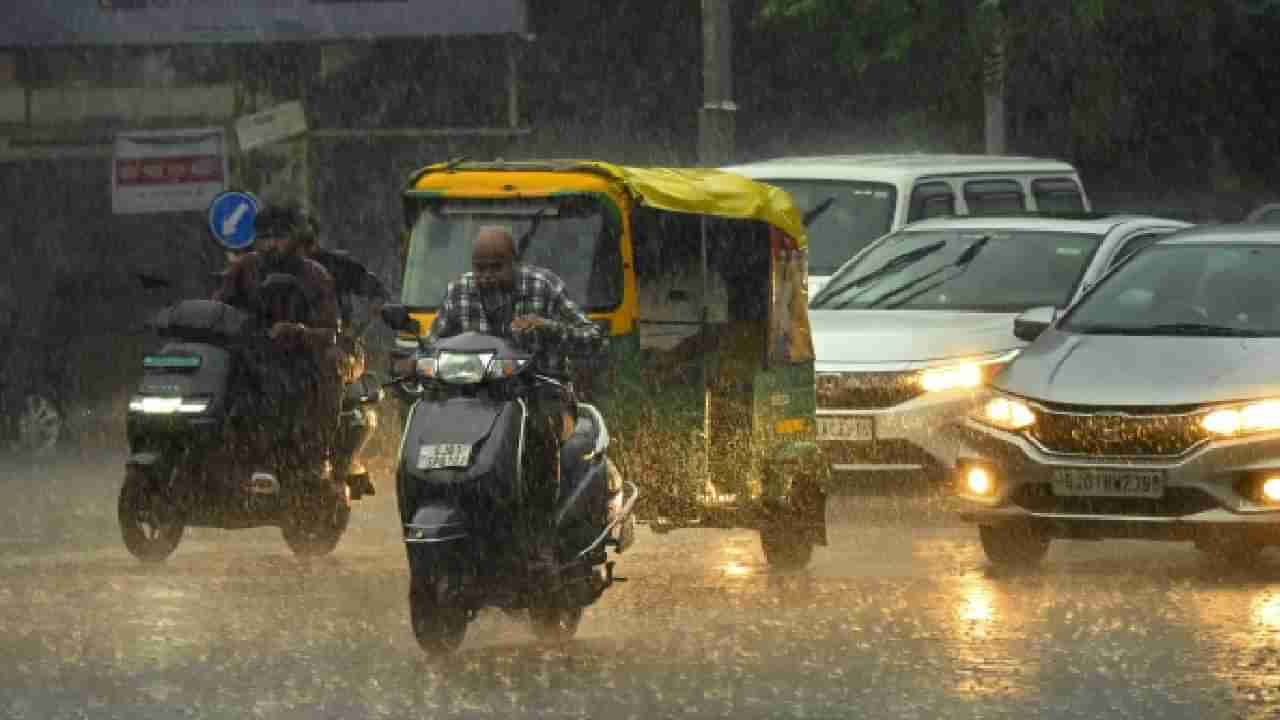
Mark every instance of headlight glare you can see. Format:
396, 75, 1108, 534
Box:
918, 351, 1020, 393
435, 352, 494, 384
129, 396, 210, 415
1202, 401, 1280, 436
920, 364, 984, 392
979, 396, 1036, 431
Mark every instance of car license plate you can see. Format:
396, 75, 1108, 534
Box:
417, 443, 472, 471
817, 416, 874, 441
1052, 468, 1165, 498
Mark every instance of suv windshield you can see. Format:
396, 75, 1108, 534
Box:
1062, 243, 1280, 337
763, 180, 896, 275
810, 229, 1102, 312
401, 196, 624, 312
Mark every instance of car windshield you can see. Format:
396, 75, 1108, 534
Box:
810, 229, 1102, 312
400, 196, 624, 312
763, 180, 896, 275
1061, 242, 1280, 337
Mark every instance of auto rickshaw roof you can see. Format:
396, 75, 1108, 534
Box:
405, 159, 808, 250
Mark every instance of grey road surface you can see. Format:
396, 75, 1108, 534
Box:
2, 453, 1279, 719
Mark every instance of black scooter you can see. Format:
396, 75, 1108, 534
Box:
118, 274, 376, 562
382, 305, 637, 655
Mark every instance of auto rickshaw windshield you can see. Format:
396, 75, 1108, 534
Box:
400, 196, 625, 312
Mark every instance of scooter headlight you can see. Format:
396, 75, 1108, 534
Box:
435, 352, 495, 385
129, 395, 211, 415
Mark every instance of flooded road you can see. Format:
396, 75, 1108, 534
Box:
3, 454, 1280, 719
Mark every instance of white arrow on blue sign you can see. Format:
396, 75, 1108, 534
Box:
207, 191, 259, 250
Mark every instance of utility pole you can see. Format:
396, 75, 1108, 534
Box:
699, 0, 735, 167
982, 3, 1007, 155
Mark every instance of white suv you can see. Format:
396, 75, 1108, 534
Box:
722, 154, 1091, 295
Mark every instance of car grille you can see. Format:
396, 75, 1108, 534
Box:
1029, 406, 1210, 458
1010, 483, 1220, 517
816, 371, 923, 410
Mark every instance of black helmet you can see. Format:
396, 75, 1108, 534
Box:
254, 205, 319, 244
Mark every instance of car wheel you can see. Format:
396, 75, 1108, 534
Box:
978, 524, 1050, 568
14, 394, 63, 458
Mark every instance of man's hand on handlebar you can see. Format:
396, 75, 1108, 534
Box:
270, 321, 306, 344
510, 315, 552, 333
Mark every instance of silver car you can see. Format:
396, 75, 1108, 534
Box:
809, 215, 1190, 481
953, 225, 1280, 567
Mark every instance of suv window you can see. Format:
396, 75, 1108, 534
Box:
908, 182, 955, 222
964, 179, 1027, 214
1032, 178, 1086, 213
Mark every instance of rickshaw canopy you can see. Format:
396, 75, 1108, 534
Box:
406, 160, 808, 249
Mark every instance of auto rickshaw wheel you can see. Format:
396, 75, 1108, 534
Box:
759, 524, 814, 570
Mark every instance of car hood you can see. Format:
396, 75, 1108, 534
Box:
997, 329, 1280, 406
810, 309, 1024, 367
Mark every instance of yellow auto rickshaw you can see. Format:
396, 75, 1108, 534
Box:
393, 159, 828, 568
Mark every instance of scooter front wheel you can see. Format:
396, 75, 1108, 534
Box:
118, 465, 185, 563
409, 574, 470, 657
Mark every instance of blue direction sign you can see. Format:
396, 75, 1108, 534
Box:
207, 191, 259, 250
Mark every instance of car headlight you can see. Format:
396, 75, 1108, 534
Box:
975, 395, 1036, 431
129, 396, 210, 415
434, 352, 494, 385
1202, 401, 1280, 437
919, 351, 1020, 393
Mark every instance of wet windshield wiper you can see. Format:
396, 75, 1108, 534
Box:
802, 197, 836, 227
515, 208, 548, 259
873, 235, 992, 309
812, 240, 947, 308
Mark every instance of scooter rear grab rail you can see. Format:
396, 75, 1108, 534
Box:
568, 480, 639, 565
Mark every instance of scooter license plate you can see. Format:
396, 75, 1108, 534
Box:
417, 443, 472, 470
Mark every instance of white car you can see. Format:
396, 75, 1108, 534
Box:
723, 154, 1090, 295
808, 215, 1190, 482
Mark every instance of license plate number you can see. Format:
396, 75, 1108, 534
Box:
1052, 468, 1164, 498
817, 416, 874, 441
417, 443, 472, 470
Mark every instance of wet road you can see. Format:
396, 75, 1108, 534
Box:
4, 454, 1280, 719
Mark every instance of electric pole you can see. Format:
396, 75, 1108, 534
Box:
699, 0, 735, 166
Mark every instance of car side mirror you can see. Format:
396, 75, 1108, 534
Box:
380, 304, 420, 335
1013, 306, 1057, 343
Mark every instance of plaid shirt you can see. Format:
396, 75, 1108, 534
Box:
428, 264, 602, 376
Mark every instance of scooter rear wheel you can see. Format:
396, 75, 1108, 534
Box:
281, 484, 351, 558
118, 465, 185, 563
409, 574, 469, 656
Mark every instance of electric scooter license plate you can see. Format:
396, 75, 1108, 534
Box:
417, 443, 472, 470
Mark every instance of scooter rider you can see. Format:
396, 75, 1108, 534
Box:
398, 225, 603, 568
294, 217, 390, 499
213, 205, 343, 464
